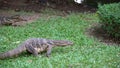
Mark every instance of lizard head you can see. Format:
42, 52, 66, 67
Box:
53, 40, 73, 46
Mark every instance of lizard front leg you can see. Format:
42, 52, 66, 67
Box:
26, 45, 38, 56
46, 45, 53, 57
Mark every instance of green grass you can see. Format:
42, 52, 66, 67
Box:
0, 12, 120, 68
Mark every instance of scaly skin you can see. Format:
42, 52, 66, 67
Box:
0, 38, 73, 59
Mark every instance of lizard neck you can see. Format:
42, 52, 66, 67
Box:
51, 40, 73, 46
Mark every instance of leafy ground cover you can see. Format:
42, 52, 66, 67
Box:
0, 10, 120, 68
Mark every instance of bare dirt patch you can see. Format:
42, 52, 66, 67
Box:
87, 23, 120, 46
12, 14, 40, 26
0, 0, 96, 13
0, 10, 40, 26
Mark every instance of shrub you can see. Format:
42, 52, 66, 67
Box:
97, 3, 120, 38
83, 0, 120, 7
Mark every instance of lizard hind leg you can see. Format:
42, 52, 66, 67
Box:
26, 45, 38, 56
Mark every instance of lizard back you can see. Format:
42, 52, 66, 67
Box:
24, 38, 50, 53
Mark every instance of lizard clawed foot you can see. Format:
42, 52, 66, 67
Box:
46, 54, 50, 58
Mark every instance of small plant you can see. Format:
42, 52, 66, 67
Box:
97, 3, 120, 38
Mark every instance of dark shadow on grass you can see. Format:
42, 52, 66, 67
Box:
87, 23, 120, 46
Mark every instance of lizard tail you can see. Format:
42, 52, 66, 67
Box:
0, 45, 26, 59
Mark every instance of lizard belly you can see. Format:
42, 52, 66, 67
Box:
34, 48, 45, 53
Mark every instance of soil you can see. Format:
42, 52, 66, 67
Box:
86, 23, 120, 46
0, 12, 40, 26
11, 14, 40, 26
0, 0, 96, 13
